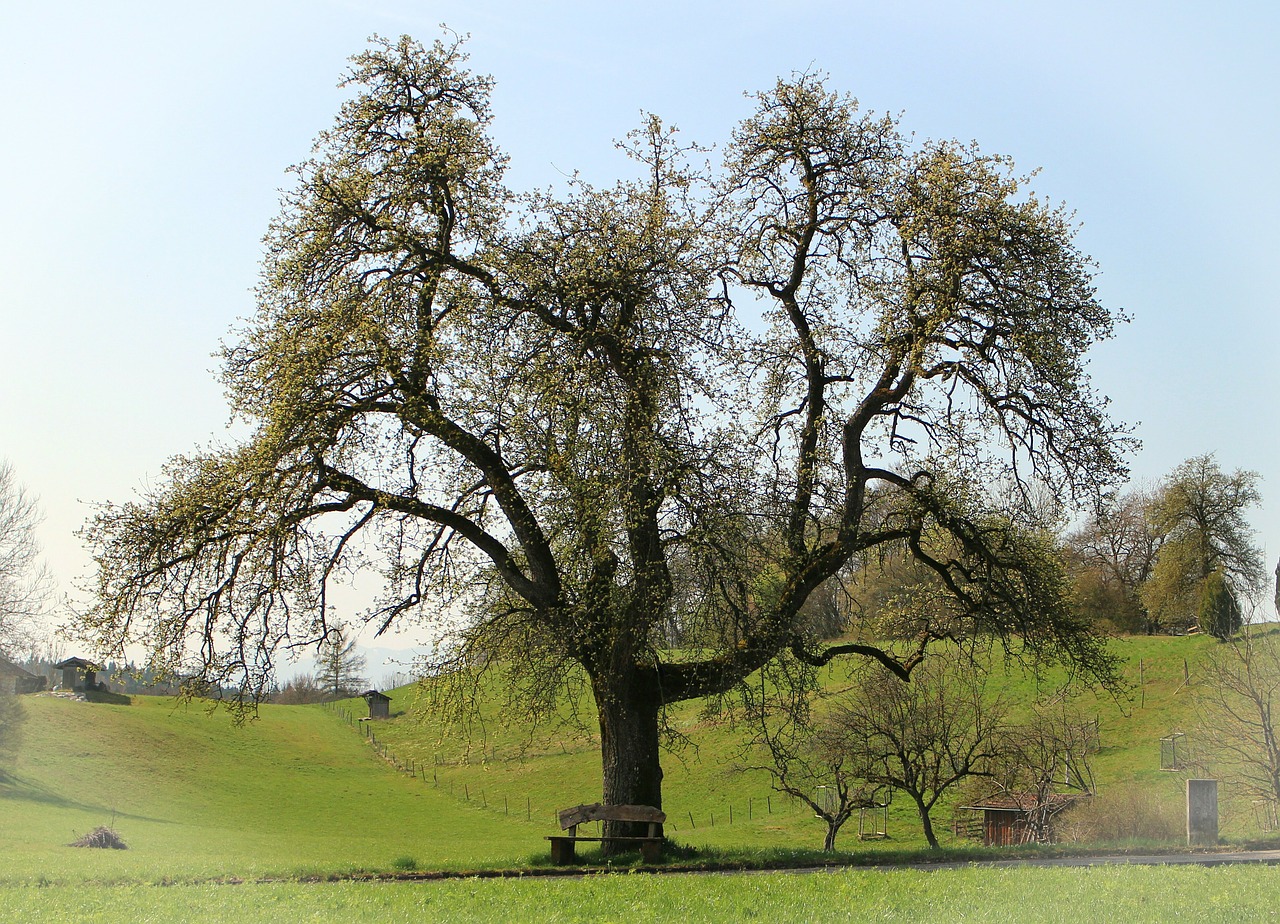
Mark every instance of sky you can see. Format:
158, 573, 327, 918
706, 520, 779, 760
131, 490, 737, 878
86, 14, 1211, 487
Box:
1, 0, 1277, 666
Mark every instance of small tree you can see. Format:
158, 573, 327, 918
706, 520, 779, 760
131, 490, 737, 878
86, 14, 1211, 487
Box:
825, 659, 1008, 849
740, 657, 885, 852
314, 626, 368, 700
988, 701, 1097, 844
1195, 625, 1280, 817
1199, 569, 1243, 642
0, 461, 53, 658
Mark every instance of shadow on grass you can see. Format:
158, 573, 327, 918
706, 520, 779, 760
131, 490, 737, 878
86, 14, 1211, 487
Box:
0, 770, 171, 823
84, 691, 133, 706
518, 836, 1198, 874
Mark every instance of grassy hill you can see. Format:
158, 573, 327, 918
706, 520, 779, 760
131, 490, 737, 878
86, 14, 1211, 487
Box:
0, 694, 536, 884
2, 631, 1266, 887
330, 632, 1243, 854
7, 631, 1280, 924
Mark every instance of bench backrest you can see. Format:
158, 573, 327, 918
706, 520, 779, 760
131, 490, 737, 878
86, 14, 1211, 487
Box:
558, 802, 666, 830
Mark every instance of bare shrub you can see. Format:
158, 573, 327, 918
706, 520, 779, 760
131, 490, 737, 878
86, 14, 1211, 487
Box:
1059, 784, 1181, 845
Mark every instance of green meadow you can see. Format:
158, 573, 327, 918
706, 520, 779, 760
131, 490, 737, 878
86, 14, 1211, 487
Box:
6, 866, 1280, 924
0, 695, 531, 883
324, 632, 1246, 853
5, 634, 1280, 920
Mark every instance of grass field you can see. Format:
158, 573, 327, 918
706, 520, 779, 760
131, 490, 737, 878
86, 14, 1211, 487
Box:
4, 633, 1280, 920
4, 865, 1280, 923
330, 632, 1241, 853
0, 694, 535, 884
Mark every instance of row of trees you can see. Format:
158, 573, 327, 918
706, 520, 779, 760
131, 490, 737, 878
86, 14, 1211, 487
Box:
747, 658, 1097, 851
759, 547, 1280, 854
775, 452, 1267, 646
1065, 454, 1266, 638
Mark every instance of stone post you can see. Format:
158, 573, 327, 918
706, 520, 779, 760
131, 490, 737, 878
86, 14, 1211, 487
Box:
1186, 779, 1219, 846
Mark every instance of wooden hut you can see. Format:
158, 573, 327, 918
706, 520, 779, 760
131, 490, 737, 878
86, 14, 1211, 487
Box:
361, 689, 391, 720
54, 657, 103, 693
955, 792, 1085, 846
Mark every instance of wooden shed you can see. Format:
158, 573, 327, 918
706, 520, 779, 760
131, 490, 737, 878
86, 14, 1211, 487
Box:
955, 792, 1085, 846
54, 657, 103, 693
361, 689, 391, 720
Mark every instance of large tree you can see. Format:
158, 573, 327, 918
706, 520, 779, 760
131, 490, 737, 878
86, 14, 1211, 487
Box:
80, 35, 1129, 840
1063, 488, 1164, 633
1141, 455, 1264, 635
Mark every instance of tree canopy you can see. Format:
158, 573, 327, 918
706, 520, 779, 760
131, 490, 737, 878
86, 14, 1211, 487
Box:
1062, 487, 1163, 634
80, 34, 1131, 826
1063, 455, 1264, 637
1141, 454, 1263, 635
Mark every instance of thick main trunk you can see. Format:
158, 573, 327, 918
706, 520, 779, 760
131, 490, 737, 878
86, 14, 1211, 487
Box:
592, 665, 664, 852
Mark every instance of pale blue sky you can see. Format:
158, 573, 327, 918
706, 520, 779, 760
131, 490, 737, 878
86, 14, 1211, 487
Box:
2, 0, 1277, 639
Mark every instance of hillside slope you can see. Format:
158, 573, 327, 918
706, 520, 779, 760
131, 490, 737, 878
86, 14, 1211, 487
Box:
0, 694, 536, 884
337, 633, 1233, 853
0, 632, 1251, 884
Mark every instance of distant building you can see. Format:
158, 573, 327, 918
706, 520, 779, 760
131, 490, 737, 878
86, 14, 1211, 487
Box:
0, 657, 46, 694
361, 689, 391, 720
54, 657, 104, 693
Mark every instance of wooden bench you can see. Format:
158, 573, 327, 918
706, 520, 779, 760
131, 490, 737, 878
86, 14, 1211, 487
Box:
546, 803, 666, 864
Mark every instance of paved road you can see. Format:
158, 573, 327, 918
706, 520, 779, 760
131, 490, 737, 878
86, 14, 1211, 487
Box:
775, 849, 1280, 876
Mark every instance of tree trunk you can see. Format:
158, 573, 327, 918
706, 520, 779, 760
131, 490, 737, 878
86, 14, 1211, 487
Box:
914, 793, 940, 849
592, 664, 664, 853
823, 822, 840, 853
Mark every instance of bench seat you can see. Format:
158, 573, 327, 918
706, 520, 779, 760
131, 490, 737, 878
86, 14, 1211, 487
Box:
545, 834, 662, 864
547, 803, 667, 864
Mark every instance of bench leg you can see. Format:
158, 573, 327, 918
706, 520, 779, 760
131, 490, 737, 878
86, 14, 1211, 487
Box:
640, 839, 661, 863
549, 837, 575, 864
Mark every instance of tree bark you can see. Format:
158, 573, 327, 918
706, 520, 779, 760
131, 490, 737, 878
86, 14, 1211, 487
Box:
592, 664, 664, 852
823, 822, 840, 853
914, 793, 940, 849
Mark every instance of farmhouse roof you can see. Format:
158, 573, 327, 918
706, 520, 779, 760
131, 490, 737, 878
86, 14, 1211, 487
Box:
958, 792, 1085, 813
54, 657, 101, 671
0, 657, 37, 680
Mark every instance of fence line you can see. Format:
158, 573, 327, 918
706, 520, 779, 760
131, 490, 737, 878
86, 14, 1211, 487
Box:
320, 699, 807, 834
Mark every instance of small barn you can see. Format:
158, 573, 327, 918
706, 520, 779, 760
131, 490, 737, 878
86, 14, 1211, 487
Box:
955, 792, 1086, 846
0, 657, 46, 694
361, 689, 391, 720
54, 657, 104, 693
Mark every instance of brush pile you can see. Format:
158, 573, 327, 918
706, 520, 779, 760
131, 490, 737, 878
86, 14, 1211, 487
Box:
68, 826, 128, 849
